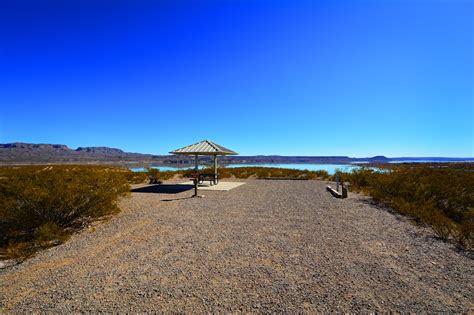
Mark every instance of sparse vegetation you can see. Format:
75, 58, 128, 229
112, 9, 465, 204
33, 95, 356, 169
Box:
0, 165, 131, 260
2, 162, 472, 260
146, 167, 175, 183
337, 164, 474, 250
168, 166, 331, 180
123, 170, 148, 184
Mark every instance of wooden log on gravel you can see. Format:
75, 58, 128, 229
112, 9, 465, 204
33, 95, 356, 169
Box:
326, 185, 348, 198
326, 185, 343, 198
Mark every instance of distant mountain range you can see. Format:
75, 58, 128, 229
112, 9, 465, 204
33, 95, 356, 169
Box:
0, 143, 160, 164
0, 142, 472, 165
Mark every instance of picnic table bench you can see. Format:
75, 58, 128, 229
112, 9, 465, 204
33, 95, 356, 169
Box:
198, 173, 218, 185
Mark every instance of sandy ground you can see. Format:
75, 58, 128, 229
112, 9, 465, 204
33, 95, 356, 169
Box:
0, 180, 472, 312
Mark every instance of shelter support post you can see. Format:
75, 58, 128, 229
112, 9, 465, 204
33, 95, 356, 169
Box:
193, 154, 199, 197
193, 177, 198, 197
214, 155, 218, 185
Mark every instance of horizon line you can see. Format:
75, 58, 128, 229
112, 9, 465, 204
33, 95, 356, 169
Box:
1, 141, 473, 159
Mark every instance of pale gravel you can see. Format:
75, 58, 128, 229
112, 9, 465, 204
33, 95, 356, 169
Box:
0, 180, 472, 313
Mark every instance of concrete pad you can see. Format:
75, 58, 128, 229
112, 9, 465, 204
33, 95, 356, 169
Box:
179, 181, 245, 191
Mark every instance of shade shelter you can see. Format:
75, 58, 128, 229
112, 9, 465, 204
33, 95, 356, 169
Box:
170, 140, 238, 195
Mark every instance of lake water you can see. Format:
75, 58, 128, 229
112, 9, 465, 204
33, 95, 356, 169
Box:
130, 166, 193, 172
131, 163, 365, 175
130, 159, 470, 174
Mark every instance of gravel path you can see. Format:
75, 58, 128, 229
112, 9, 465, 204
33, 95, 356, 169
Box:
1, 180, 472, 312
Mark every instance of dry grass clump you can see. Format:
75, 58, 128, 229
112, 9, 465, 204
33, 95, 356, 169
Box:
0, 165, 130, 260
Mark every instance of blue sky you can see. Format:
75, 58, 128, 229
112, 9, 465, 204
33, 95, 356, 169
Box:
0, 0, 472, 157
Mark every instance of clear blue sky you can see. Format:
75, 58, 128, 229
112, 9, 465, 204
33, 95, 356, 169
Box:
0, 0, 472, 157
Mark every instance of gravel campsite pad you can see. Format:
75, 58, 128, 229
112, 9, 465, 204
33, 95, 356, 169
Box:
0, 180, 472, 312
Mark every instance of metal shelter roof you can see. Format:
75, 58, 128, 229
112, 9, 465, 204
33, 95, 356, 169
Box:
170, 140, 238, 156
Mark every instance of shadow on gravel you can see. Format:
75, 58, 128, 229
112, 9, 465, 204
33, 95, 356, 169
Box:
161, 196, 195, 202
131, 184, 193, 194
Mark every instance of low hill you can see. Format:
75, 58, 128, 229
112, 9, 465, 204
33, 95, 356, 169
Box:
0, 143, 161, 164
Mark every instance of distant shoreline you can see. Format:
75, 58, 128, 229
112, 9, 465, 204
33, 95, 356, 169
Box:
1, 160, 473, 169
1, 142, 472, 166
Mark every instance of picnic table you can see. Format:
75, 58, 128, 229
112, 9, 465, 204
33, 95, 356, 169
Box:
189, 173, 219, 187
198, 173, 219, 185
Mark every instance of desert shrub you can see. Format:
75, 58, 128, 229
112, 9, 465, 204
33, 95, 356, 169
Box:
142, 166, 331, 181
179, 168, 197, 178
199, 166, 330, 180
0, 166, 130, 259
426, 209, 457, 241
146, 168, 176, 183
456, 211, 474, 249
1, 242, 36, 260
341, 167, 375, 191
147, 167, 161, 184
159, 171, 177, 180
123, 171, 148, 184
34, 222, 70, 244
340, 164, 474, 250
